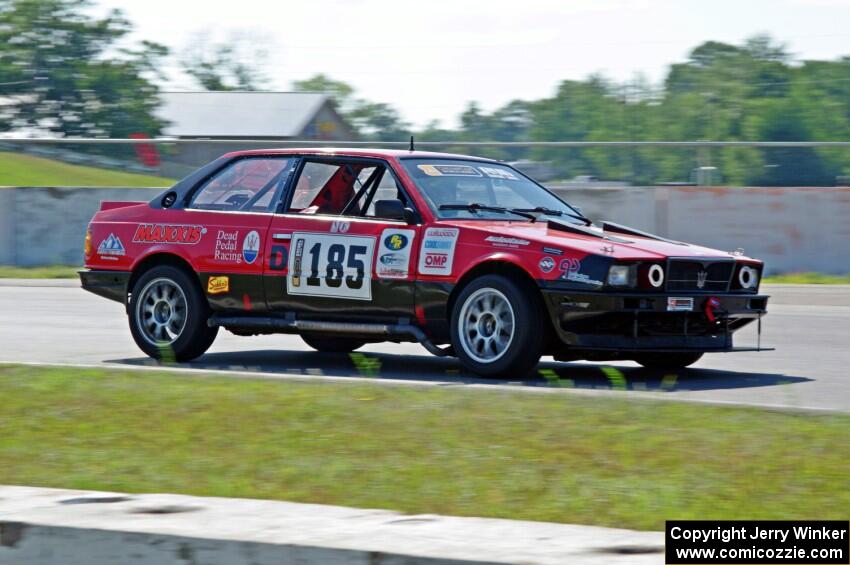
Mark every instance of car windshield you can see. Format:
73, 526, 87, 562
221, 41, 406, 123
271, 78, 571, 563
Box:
399, 158, 583, 222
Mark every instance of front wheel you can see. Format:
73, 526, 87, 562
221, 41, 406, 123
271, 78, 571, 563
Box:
450, 274, 545, 378
633, 352, 703, 369
128, 265, 218, 361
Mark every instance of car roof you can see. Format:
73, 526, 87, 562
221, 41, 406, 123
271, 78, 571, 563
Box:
221, 147, 500, 162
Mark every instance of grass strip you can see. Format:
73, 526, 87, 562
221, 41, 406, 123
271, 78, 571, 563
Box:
0, 364, 847, 530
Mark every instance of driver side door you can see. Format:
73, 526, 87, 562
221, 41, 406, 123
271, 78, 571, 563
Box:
263, 157, 420, 322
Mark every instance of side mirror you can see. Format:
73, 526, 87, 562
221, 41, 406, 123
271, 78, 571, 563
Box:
374, 199, 409, 222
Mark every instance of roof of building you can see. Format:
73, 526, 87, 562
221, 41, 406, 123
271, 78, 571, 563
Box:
156, 91, 333, 138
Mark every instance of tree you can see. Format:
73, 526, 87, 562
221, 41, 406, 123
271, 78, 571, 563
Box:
292, 74, 355, 110
347, 101, 410, 141
180, 32, 269, 91
292, 74, 409, 141
0, 0, 168, 137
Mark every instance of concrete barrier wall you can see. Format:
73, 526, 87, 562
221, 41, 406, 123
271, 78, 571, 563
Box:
1, 185, 848, 273
553, 186, 850, 274
0, 187, 162, 267
0, 486, 663, 565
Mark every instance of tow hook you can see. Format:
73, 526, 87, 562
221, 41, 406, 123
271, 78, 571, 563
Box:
704, 296, 723, 323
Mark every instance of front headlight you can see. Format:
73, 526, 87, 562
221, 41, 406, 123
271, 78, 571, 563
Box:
607, 264, 634, 287
739, 265, 759, 289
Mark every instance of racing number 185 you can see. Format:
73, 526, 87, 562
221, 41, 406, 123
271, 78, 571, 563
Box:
287, 233, 375, 300
306, 242, 366, 289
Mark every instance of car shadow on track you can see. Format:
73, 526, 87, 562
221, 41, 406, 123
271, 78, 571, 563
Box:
108, 349, 811, 393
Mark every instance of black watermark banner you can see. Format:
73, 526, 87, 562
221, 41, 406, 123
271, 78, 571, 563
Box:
666, 521, 849, 564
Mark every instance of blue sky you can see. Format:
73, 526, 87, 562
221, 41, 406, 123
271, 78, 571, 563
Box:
97, 0, 850, 128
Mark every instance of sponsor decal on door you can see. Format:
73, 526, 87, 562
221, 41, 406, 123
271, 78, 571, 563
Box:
287, 232, 375, 300
207, 276, 230, 295
418, 227, 459, 276
242, 230, 260, 264
376, 229, 415, 279
133, 224, 205, 245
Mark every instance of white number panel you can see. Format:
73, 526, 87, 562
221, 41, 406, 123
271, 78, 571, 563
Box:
287, 232, 375, 300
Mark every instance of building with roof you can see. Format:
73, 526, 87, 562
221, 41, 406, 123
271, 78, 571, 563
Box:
155, 91, 356, 173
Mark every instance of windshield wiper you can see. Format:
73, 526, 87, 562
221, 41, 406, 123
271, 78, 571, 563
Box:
439, 203, 536, 222
513, 206, 592, 226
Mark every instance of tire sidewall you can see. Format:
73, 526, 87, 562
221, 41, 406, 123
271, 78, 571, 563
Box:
450, 274, 543, 377
129, 265, 215, 361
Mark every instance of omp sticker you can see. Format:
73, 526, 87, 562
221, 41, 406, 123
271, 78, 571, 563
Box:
418, 227, 459, 275
418, 164, 482, 177
287, 232, 375, 300
376, 229, 416, 279
242, 230, 260, 264
97, 233, 125, 256
133, 224, 206, 245
207, 276, 229, 295
479, 166, 518, 180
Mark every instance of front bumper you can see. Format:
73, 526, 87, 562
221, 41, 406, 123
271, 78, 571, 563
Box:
541, 288, 769, 353
79, 269, 131, 305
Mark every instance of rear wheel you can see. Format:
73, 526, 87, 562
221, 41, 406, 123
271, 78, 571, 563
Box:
450, 274, 545, 378
633, 352, 703, 369
301, 333, 365, 353
128, 265, 218, 361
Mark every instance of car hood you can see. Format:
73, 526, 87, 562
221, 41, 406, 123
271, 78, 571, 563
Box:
442, 219, 758, 262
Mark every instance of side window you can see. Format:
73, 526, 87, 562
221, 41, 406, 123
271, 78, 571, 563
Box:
289, 162, 341, 212
189, 157, 291, 212
287, 160, 383, 217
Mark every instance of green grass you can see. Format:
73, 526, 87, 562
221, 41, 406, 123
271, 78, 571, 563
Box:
1, 364, 848, 531
0, 152, 173, 187
763, 272, 850, 285
0, 265, 81, 279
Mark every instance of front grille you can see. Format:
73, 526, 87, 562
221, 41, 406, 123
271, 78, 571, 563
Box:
666, 259, 734, 292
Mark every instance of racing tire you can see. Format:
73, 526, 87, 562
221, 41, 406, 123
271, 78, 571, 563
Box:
450, 274, 545, 378
301, 333, 366, 353
633, 352, 703, 370
128, 265, 218, 362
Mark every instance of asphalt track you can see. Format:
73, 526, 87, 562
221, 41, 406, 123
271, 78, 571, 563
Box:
1, 281, 848, 412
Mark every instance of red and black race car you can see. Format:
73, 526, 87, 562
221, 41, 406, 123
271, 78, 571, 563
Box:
81, 148, 769, 377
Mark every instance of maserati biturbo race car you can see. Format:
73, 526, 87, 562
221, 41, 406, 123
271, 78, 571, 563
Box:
80, 148, 769, 377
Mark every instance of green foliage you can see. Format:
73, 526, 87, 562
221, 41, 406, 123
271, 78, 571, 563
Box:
453, 35, 850, 185
0, 0, 168, 138
292, 73, 356, 109
293, 74, 410, 141
180, 32, 269, 91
